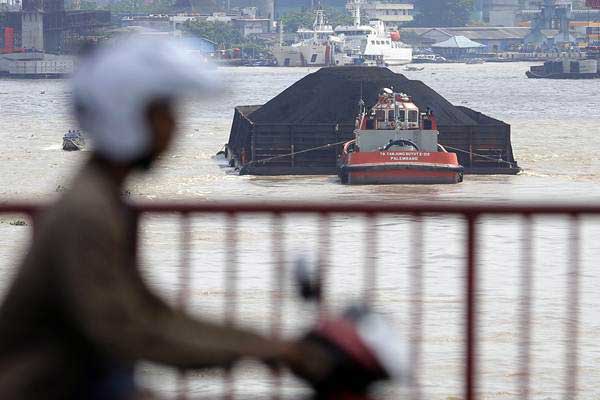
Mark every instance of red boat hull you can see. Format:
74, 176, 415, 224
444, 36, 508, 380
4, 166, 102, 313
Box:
340, 151, 463, 185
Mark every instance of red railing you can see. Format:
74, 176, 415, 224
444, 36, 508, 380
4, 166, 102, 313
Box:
0, 202, 595, 400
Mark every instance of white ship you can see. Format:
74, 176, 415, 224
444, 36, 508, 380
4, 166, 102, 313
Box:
272, 9, 336, 67
334, 0, 412, 66
272, 2, 412, 67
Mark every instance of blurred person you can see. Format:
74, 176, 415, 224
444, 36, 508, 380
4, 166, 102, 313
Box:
0, 38, 330, 399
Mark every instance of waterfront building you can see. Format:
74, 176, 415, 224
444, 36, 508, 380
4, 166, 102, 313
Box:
431, 35, 485, 59
0, 0, 20, 11
232, 16, 271, 36
0, 0, 111, 53
347, 1, 414, 30
476, 0, 520, 26
404, 26, 558, 51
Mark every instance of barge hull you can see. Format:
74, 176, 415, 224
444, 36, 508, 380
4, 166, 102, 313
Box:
526, 71, 599, 79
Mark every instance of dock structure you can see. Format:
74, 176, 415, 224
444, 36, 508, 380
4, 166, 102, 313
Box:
226, 67, 520, 175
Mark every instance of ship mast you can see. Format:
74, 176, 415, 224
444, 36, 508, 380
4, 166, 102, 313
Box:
279, 19, 284, 46
312, 6, 326, 41
352, 0, 362, 27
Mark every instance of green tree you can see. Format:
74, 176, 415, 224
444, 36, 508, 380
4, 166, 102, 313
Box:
79, 0, 98, 10
327, 7, 354, 27
280, 10, 315, 32
106, 0, 173, 13
280, 7, 353, 33
399, 30, 424, 46
415, 0, 474, 27
183, 20, 243, 48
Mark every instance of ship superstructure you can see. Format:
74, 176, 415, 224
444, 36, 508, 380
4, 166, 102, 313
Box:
335, 0, 412, 66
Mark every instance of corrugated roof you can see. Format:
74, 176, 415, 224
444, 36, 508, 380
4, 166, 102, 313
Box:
431, 35, 485, 48
403, 26, 560, 41
450, 27, 530, 40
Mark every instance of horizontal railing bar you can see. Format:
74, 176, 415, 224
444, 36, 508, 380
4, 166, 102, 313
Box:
2, 202, 600, 215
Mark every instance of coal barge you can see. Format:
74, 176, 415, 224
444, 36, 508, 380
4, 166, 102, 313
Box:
526, 59, 600, 79
225, 67, 520, 176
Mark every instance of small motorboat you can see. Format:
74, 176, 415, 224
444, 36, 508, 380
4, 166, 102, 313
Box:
62, 130, 85, 151
404, 66, 424, 71
466, 58, 485, 64
338, 88, 463, 185
412, 54, 447, 63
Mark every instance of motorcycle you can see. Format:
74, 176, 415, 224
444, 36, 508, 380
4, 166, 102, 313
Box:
294, 258, 411, 400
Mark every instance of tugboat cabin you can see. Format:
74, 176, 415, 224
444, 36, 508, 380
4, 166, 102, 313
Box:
352, 88, 440, 154
339, 87, 462, 185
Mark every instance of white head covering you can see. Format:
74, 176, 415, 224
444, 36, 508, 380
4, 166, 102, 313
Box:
72, 36, 217, 163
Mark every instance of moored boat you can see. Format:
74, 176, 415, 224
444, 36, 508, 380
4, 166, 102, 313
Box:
62, 130, 85, 151
272, 9, 336, 67
335, 0, 412, 66
403, 66, 424, 71
526, 59, 600, 79
338, 89, 463, 185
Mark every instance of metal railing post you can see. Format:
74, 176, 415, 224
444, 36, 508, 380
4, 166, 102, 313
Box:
224, 212, 239, 400
410, 213, 424, 400
270, 213, 284, 400
177, 213, 191, 400
318, 212, 330, 317
566, 214, 580, 400
519, 215, 533, 400
466, 214, 478, 400
363, 213, 377, 304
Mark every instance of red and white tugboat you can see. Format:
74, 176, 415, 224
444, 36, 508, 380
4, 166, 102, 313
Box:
338, 88, 463, 185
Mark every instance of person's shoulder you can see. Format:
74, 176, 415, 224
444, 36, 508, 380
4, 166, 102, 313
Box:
46, 166, 126, 232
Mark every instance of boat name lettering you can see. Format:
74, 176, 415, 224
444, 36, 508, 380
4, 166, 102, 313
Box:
380, 152, 431, 157
380, 151, 431, 161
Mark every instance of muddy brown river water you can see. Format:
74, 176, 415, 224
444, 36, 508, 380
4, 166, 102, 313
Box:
1, 63, 600, 399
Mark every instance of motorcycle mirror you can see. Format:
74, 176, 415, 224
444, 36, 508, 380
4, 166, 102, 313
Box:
294, 256, 322, 302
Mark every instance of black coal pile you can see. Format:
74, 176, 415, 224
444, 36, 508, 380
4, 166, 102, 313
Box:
248, 66, 478, 127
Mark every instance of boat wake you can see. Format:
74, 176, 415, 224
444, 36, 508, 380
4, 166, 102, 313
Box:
42, 145, 63, 151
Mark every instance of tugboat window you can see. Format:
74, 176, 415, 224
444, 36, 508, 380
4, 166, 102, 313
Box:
398, 110, 405, 122
311, 54, 318, 63
408, 110, 418, 122
375, 110, 386, 121
388, 110, 395, 121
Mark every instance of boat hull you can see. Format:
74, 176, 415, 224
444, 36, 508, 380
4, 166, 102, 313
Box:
526, 70, 600, 79
62, 138, 84, 151
374, 48, 413, 66
340, 151, 463, 185
272, 43, 330, 67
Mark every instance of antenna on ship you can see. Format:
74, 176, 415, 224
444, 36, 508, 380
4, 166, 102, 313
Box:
358, 81, 365, 114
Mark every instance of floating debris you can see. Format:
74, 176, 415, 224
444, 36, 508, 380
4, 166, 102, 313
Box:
9, 220, 27, 226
